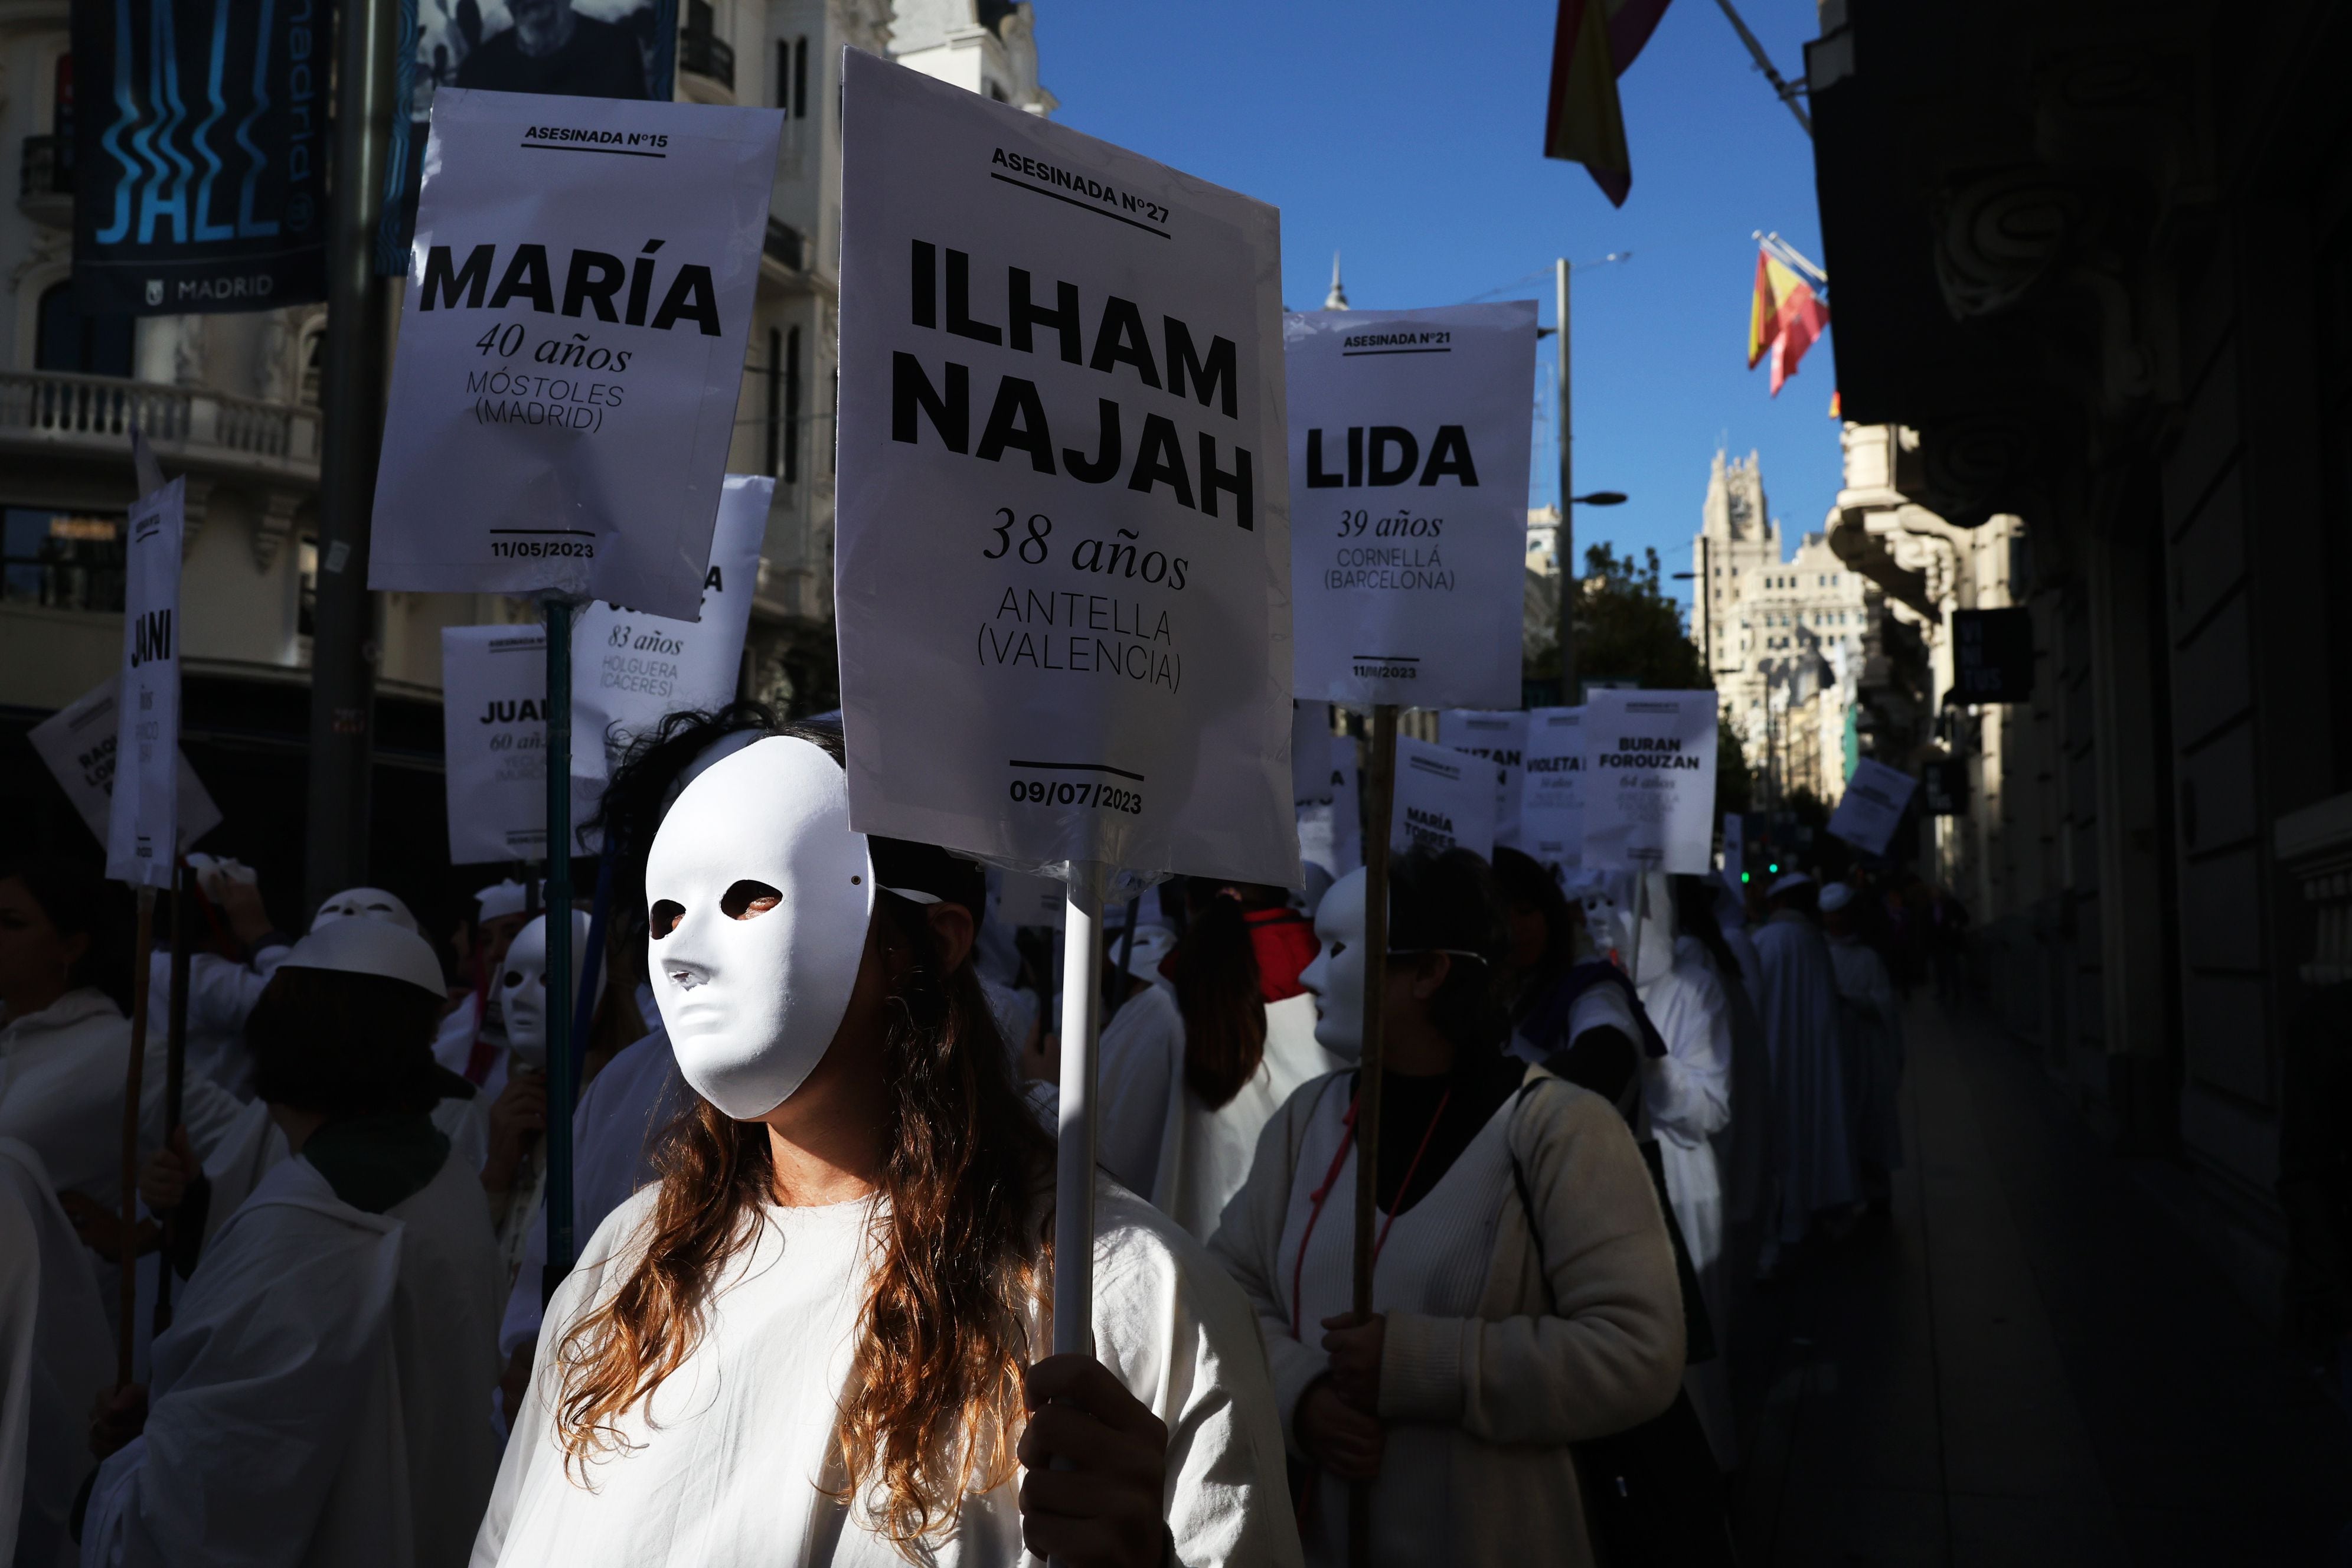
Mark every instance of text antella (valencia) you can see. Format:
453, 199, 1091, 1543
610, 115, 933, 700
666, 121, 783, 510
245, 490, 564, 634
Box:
891, 240, 1256, 530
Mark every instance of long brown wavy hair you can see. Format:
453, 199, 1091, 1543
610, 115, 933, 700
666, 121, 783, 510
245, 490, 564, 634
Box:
550, 733, 1054, 1554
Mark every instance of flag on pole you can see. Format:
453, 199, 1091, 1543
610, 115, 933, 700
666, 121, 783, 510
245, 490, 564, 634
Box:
1543, 0, 1675, 207
1748, 243, 1830, 395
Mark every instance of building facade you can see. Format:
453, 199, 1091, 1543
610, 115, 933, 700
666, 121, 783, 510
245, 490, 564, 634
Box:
1, 1, 1047, 915
1690, 448, 1879, 807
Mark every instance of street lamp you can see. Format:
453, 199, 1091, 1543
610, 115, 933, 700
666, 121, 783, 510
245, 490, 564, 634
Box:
1536, 252, 1632, 699
1574, 492, 1627, 507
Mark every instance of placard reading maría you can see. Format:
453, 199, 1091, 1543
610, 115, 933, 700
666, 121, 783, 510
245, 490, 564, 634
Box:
1287, 302, 1537, 711
370, 89, 780, 619
835, 51, 1295, 885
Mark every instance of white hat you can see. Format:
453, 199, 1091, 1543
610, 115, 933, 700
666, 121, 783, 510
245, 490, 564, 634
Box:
279, 918, 446, 999
473, 879, 532, 923
1768, 871, 1815, 898
1818, 881, 1856, 914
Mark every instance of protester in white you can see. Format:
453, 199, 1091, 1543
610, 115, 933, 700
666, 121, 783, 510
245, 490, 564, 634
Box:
0, 1137, 113, 1568
1820, 881, 1905, 1209
1750, 873, 1858, 1267
81, 917, 505, 1568
478, 731, 1293, 1567
1619, 873, 1737, 1468
1097, 884, 1340, 1241
433, 880, 534, 1090
1210, 852, 1685, 1568
135, 860, 299, 1097
0, 858, 242, 1232
1678, 878, 1774, 1316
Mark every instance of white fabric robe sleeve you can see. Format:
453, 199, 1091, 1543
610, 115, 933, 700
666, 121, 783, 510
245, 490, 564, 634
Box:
1638, 943, 1734, 1145
81, 1161, 405, 1568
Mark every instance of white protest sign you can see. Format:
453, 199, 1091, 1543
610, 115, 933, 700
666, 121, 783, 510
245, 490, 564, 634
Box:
1287, 302, 1536, 711
1439, 708, 1527, 850
105, 481, 185, 887
1296, 734, 1361, 880
1721, 811, 1745, 896
997, 870, 1069, 930
1518, 705, 1585, 881
32, 676, 221, 854
1827, 757, 1917, 857
1581, 689, 1718, 874
442, 624, 553, 864
835, 51, 1294, 884
571, 474, 770, 782
370, 89, 781, 619
1390, 734, 1496, 860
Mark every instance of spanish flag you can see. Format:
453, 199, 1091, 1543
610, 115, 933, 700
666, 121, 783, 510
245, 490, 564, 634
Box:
1749, 246, 1829, 396
1544, 0, 1674, 207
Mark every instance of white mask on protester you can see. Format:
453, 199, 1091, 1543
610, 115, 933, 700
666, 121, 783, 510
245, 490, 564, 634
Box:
311, 886, 419, 934
498, 910, 602, 1072
645, 737, 874, 1120
1299, 866, 1368, 1063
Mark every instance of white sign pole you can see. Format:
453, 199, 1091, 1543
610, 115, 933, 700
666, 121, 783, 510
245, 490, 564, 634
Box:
1053, 860, 1108, 1358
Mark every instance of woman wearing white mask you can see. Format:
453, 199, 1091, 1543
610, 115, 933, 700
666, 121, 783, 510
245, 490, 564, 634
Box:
1210, 848, 1684, 1568
478, 730, 1295, 1568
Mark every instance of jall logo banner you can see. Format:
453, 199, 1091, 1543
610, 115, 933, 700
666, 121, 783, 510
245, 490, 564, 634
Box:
72, 0, 330, 316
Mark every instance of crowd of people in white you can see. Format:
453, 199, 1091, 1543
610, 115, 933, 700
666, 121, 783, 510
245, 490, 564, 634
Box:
0, 706, 1911, 1567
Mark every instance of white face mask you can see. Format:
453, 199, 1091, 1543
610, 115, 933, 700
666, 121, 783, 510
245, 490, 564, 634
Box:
312, 886, 418, 935
498, 910, 602, 1072
1581, 872, 1674, 986
1299, 866, 1368, 1063
645, 737, 874, 1120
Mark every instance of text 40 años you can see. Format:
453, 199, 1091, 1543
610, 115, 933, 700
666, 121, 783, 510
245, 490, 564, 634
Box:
982, 508, 1191, 590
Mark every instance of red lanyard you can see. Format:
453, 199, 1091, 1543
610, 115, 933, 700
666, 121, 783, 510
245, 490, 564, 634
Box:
1289, 1084, 1452, 1332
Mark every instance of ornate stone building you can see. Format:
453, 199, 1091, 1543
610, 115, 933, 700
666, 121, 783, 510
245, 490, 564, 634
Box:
1690, 449, 1879, 806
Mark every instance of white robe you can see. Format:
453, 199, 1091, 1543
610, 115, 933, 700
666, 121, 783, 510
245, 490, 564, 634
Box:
1750, 912, 1858, 1244
0, 991, 243, 1214
1097, 989, 1341, 1241
1635, 936, 1735, 1466
0, 1139, 113, 1568
474, 1177, 1300, 1567
498, 1027, 690, 1360
1827, 935, 1905, 1182
142, 945, 289, 1099
82, 1145, 505, 1568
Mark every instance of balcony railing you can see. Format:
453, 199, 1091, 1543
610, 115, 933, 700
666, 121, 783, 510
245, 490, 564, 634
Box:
680, 28, 735, 91
0, 370, 321, 484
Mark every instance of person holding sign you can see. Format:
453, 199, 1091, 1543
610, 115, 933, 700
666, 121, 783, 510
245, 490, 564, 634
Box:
81, 917, 504, 1568
478, 734, 1293, 1567
1210, 850, 1684, 1567
1751, 873, 1858, 1272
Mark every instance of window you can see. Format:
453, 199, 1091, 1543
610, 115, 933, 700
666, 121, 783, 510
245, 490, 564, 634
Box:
298, 535, 319, 640
35, 282, 133, 377
298, 324, 325, 406
778, 36, 808, 115
4, 507, 125, 610
784, 325, 801, 484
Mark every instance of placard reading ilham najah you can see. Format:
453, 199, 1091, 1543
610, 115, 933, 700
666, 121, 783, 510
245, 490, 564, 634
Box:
835, 51, 1294, 886
370, 90, 780, 619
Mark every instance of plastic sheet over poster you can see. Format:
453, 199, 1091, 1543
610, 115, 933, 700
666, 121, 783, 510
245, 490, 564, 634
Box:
1518, 705, 1586, 881
1388, 734, 1496, 860
571, 475, 771, 785
1827, 757, 1918, 857
1579, 689, 1718, 875
106, 481, 185, 888
1286, 303, 1536, 712
370, 89, 779, 618
834, 51, 1294, 887
31, 677, 221, 855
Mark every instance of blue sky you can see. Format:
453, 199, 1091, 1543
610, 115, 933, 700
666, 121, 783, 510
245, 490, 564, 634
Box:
1041, 0, 1837, 613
